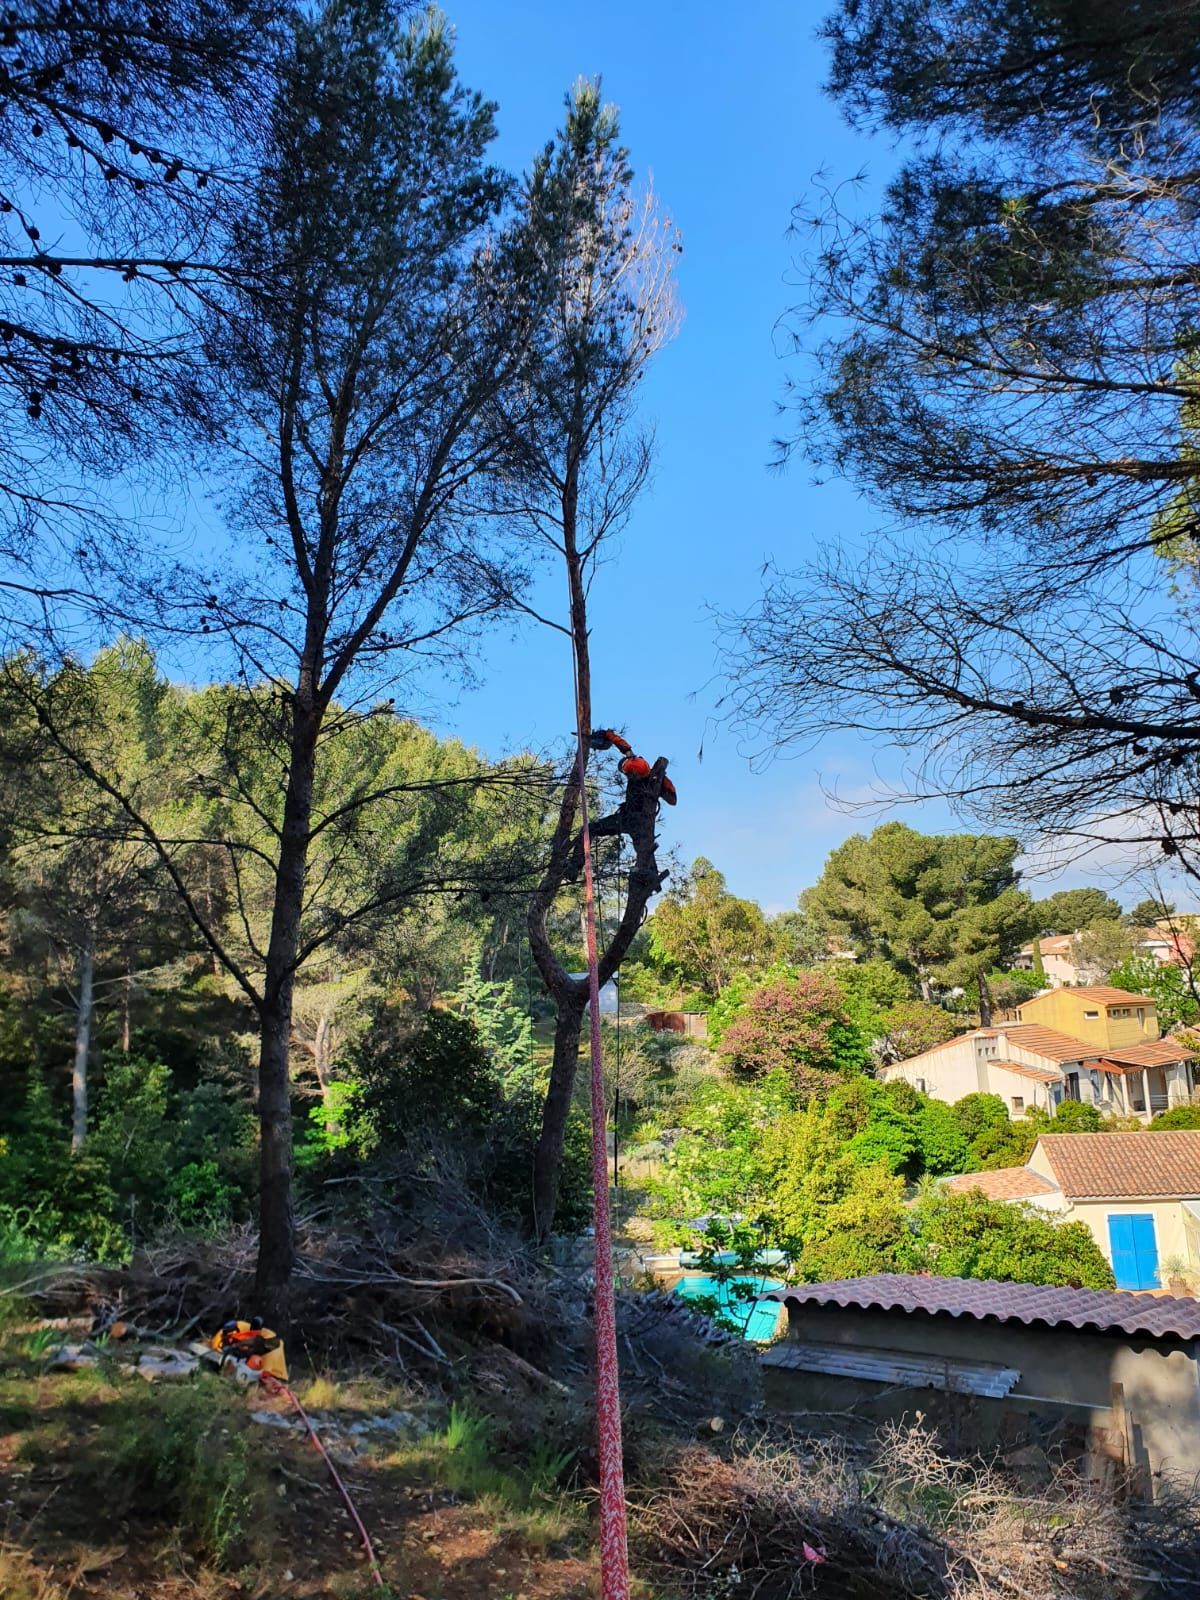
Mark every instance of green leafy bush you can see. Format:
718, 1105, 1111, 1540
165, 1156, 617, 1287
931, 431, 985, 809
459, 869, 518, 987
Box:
1051, 1100, 1103, 1132
913, 1188, 1114, 1289
913, 1099, 970, 1175
951, 1092, 1009, 1145
1150, 1105, 1200, 1130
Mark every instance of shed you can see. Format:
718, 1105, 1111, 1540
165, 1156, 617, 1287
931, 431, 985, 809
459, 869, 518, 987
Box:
643, 1010, 708, 1038
762, 1274, 1200, 1495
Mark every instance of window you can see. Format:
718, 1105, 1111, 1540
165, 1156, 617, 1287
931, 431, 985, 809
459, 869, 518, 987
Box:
1111, 1007, 1130, 1019
1011, 1096, 1024, 1114
1137, 1008, 1145, 1023
1083, 1010, 1099, 1019
915, 1078, 926, 1094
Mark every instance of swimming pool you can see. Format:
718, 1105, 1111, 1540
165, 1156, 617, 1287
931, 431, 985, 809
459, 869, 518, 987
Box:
673, 1273, 785, 1342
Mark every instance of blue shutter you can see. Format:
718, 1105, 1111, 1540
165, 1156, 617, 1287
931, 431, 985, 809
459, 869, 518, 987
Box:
1108, 1216, 1138, 1288
1131, 1214, 1160, 1289
1107, 1214, 1160, 1290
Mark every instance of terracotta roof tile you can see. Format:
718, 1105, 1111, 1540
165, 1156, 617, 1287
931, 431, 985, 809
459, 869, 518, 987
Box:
989, 1060, 1060, 1082
1023, 935, 1075, 955
887, 1019, 1188, 1076
999, 1023, 1094, 1063
1036, 1132, 1200, 1199
944, 1168, 1060, 1200
1064, 985, 1159, 1006
766, 1273, 1200, 1340
1096, 1039, 1196, 1070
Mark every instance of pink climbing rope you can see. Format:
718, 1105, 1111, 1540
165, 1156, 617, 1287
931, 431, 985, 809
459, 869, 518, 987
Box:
262, 1374, 386, 1589
574, 727, 631, 1600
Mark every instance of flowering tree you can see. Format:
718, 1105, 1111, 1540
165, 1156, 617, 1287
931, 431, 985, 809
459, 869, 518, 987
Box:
717, 973, 868, 1094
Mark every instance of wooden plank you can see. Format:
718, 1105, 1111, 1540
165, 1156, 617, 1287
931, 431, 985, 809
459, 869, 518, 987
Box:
762, 1340, 1020, 1397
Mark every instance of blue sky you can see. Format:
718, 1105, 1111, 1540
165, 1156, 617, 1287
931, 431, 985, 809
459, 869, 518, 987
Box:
430, 1, 1164, 913
427, 0, 946, 914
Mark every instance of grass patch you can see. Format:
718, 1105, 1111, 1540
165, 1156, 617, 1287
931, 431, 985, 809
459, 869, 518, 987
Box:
296, 1370, 412, 1417
384, 1403, 582, 1551
0, 1545, 68, 1600
17, 1374, 273, 1566
299, 1372, 342, 1411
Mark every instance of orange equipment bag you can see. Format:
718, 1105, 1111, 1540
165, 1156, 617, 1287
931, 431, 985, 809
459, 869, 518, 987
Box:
210, 1318, 288, 1381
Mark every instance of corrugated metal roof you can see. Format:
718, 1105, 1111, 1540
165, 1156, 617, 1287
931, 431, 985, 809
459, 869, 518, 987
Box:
766, 1273, 1200, 1340
1037, 1132, 1200, 1199
761, 1339, 1020, 1397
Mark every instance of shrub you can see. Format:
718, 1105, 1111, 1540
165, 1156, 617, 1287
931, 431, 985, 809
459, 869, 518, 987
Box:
168, 1160, 238, 1232
914, 1099, 970, 1175
1150, 1105, 1200, 1130
20, 1379, 272, 1565
355, 1008, 500, 1146
970, 1118, 1041, 1170
718, 974, 870, 1092
875, 999, 958, 1063
651, 1071, 797, 1220
914, 1188, 1114, 1290
824, 1078, 921, 1176
950, 1092, 1009, 1144
1051, 1100, 1103, 1132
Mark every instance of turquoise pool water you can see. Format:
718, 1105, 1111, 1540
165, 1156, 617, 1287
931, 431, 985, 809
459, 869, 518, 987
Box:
674, 1274, 785, 1342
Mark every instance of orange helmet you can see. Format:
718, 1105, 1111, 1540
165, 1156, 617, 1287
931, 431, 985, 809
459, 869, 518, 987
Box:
618, 755, 652, 780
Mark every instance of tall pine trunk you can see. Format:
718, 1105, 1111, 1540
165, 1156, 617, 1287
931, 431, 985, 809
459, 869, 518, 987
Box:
120, 945, 132, 1052
253, 697, 320, 1330
532, 995, 586, 1238
978, 970, 993, 1027
71, 923, 95, 1153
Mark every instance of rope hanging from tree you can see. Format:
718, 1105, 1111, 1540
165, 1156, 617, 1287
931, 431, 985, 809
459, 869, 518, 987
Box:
571, 695, 631, 1600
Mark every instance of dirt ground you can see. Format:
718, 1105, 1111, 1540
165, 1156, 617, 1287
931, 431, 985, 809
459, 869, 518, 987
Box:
0, 1370, 601, 1600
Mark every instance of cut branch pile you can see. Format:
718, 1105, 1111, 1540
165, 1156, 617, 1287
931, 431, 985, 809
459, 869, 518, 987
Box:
630, 1420, 1200, 1600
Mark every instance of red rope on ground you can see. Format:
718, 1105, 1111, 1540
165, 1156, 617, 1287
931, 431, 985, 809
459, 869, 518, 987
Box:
262, 1374, 386, 1589
573, 722, 632, 1600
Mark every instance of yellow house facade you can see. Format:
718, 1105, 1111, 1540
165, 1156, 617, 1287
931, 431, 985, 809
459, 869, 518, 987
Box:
1017, 987, 1159, 1050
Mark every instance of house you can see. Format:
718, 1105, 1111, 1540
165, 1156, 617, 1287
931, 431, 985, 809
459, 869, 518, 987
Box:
1137, 920, 1195, 969
947, 1132, 1200, 1291
761, 1273, 1200, 1494
1016, 985, 1157, 1047
1015, 932, 1083, 988
1018, 988, 1194, 1114
880, 986, 1197, 1121
1016, 926, 1195, 988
